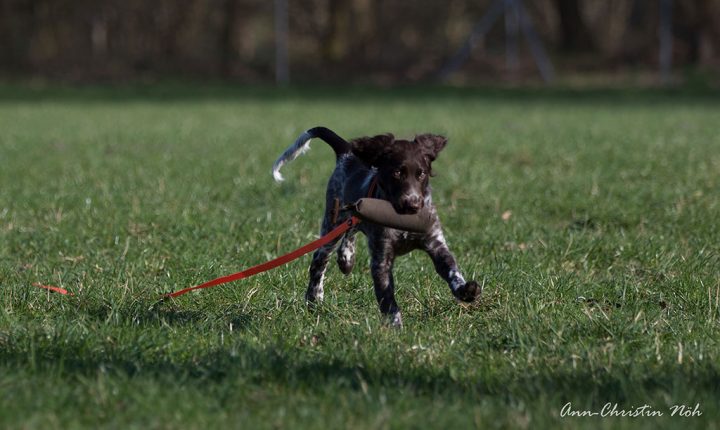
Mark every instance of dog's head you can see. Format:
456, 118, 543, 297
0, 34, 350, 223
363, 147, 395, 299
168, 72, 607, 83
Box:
351, 133, 447, 214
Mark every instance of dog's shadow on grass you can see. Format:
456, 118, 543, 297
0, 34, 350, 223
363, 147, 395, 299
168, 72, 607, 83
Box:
5, 324, 718, 408
9, 293, 718, 405
5, 292, 720, 406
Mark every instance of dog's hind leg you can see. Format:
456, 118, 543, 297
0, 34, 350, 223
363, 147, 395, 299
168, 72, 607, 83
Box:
306, 219, 343, 304
336, 232, 357, 275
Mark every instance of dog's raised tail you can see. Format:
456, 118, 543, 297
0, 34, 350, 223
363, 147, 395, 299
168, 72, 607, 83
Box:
272, 127, 350, 182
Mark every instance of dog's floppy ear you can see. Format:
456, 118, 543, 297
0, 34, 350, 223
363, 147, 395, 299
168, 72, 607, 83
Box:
415, 134, 448, 161
351, 133, 394, 167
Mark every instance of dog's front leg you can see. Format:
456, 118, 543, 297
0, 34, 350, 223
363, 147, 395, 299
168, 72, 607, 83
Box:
369, 240, 402, 327
424, 231, 481, 302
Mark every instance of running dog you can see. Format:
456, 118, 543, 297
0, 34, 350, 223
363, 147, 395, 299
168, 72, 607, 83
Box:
272, 127, 480, 326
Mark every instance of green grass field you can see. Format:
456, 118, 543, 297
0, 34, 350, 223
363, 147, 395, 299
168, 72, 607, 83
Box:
1, 84, 719, 429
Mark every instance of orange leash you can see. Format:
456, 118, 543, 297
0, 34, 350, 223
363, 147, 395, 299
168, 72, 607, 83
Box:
33, 282, 73, 296
164, 176, 378, 299
35, 176, 378, 300
163, 216, 360, 298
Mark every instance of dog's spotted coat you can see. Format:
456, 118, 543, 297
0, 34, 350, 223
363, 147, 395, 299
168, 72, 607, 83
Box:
273, 127, 480, 326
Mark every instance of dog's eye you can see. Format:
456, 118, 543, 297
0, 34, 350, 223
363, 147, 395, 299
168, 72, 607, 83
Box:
392, 169, 402, 179
417, 170, 426, 180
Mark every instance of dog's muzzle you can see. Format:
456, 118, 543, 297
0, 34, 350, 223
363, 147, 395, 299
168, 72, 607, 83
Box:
351, 198, 433, 233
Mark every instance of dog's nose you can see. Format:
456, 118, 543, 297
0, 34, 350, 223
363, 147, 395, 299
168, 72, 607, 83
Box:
402, 195, 422, 213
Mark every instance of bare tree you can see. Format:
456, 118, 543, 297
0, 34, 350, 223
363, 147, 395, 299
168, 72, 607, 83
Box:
554, 0, 594, 52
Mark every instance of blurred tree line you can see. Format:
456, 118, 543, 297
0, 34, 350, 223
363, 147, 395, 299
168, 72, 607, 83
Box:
1, 0, 719, 83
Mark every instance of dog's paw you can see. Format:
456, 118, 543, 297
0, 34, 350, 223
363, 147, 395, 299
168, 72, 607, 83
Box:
337, 254, 355, 275
382, 311, 403, 328
453, 280, 482, 303
305, 287, 324, 307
